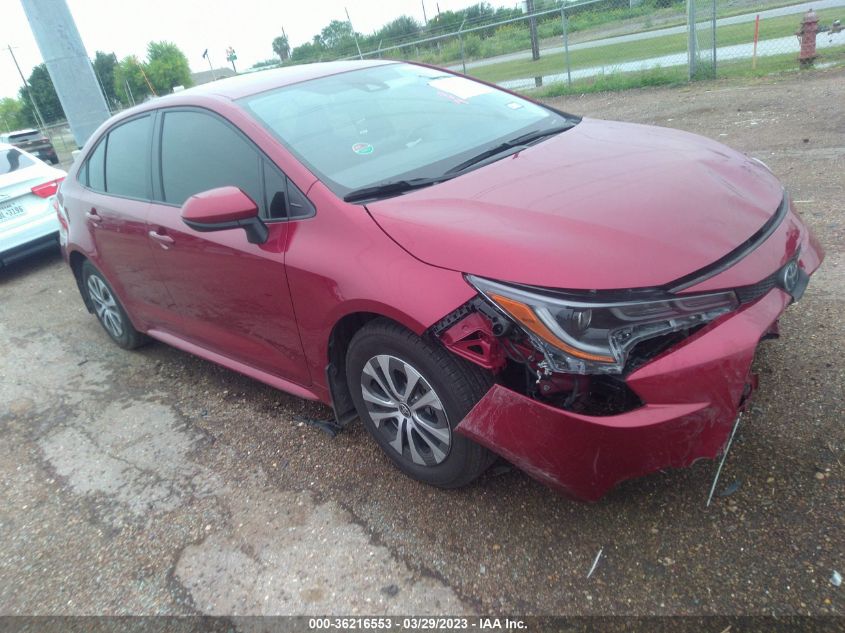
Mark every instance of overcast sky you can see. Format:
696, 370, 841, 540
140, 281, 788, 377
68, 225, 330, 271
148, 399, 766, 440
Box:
1, 0, 517, 100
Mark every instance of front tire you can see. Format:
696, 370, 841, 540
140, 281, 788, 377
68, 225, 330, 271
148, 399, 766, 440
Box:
346, 318, 494, 488
81, 261, 148, 349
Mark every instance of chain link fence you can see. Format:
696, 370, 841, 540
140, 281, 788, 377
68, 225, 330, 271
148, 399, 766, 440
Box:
288, 0, 845, 95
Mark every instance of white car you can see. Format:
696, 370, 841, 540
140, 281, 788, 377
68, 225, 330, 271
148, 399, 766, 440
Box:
0, 142, 66, 266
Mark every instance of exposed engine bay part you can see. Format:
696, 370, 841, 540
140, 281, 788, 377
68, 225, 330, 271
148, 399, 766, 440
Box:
431, 299, 644, 417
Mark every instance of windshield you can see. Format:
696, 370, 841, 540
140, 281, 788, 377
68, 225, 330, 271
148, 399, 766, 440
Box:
239, 63, 575, 197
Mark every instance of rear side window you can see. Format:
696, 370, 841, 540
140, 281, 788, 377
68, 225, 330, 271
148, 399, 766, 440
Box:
86, 141, 106, 192
1, 147, 37, 174
105, 116, 151, 198
159, 110, 262, 210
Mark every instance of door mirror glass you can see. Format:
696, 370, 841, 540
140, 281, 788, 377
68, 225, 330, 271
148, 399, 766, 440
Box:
181, 186, 268, 244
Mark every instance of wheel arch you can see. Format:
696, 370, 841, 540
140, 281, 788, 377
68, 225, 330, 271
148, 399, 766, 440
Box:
68, 250, 93, 313
325, 309, 427, 426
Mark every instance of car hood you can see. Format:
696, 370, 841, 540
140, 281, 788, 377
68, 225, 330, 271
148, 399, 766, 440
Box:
365, 118, 784, 290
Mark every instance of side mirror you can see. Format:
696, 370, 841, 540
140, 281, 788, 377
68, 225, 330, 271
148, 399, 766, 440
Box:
181, 186, 268, 244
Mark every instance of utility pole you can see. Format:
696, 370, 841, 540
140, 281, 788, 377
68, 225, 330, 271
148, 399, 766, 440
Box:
20, 0, 111, 147
202, 49, 217, 81
526, 0, 540, 61
8, 45, 47, 131
421, 0, 428, 25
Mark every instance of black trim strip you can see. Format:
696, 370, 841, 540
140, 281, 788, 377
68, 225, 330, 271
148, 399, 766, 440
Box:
667, 193, 789, 292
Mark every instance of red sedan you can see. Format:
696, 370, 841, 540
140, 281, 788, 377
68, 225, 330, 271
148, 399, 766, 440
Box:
58, 61, 823, 500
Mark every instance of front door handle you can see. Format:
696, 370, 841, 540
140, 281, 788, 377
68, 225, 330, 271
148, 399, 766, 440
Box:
86, 208, 102, 224
148, 230, 175, 249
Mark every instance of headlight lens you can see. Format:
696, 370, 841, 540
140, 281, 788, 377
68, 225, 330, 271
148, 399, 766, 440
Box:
467, 275, 739, 374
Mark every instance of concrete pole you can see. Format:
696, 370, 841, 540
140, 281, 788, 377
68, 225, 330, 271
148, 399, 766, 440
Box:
19, 0, 112, 148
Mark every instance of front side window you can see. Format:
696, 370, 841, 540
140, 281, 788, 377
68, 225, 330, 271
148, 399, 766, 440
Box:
105, 116, 151, 198
159, 110, 263, 212
239, 62, 574, 197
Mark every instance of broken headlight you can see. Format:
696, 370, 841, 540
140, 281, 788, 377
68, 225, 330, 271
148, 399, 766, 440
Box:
467, 275, 739, 375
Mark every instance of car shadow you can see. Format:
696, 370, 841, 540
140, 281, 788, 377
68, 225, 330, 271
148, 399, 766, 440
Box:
0, 246, 63, 285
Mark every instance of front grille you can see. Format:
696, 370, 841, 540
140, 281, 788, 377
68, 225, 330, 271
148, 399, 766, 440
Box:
735, 272, 778, 304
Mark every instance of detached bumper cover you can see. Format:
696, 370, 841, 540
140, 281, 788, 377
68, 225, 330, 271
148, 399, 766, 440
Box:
456, 287, 801, 501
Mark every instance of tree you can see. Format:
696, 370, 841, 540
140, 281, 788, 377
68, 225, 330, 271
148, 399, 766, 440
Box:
19, 64, 65, 125
113, 56, 151, 106
92, 51, 120, 108
0, 97, 26, 132
146, 41, 192, 94
319, 20, 359, 55
375, 16, 421, 44
272, 34, 291, 62
290, 37, 326, 64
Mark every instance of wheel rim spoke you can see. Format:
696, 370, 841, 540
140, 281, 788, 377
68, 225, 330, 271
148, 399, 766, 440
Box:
410, 389, 442, 413
362, 384, 395, 408
376, 355, 402, 400
368, 409, 399, 427
412, 413, 450, 444
390, 416, 407, 454
363, 362, 397, 405
411, 425, 447, 463
407, 424, 426, 465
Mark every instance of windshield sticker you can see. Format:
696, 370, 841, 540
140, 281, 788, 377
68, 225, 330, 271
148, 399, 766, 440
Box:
428, 76, 494, 100
352, 142, 374, 155
506, 101, 524, 110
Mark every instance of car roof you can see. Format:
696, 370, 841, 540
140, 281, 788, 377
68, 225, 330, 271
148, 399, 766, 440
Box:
166, 59, 397, 101
5, 129, 40, 136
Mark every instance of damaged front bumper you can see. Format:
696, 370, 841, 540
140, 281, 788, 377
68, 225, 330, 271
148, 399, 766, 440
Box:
455, 285, 811, 501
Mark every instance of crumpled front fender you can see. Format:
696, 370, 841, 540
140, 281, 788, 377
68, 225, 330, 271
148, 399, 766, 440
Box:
455, 289, 793, 501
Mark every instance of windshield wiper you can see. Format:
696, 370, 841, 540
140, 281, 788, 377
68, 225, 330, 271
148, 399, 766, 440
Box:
342, 121, 577, 203
343, 176, 450, 203
445, 121, 577, 175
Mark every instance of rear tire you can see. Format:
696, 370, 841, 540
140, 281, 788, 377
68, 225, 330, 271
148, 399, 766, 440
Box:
346, 318, 494, 488
81, 261, 148, 350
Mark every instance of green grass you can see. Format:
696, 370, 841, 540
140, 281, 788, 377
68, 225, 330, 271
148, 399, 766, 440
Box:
468, 7, 842, 84
528, 46, 845, 98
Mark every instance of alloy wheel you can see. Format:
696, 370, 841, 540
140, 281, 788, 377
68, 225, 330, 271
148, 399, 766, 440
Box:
360, 354, 451, 467
87, 275, 124, 339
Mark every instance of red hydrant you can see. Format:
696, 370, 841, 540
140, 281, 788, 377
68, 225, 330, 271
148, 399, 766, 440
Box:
797, 9, 820, 65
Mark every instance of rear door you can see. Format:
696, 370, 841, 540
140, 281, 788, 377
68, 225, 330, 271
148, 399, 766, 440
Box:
65, 114, 176, 329
146, 108, 310, 385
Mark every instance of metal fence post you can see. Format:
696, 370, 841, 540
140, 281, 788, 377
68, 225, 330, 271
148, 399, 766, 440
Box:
687, 0, 697, 80
561, 7, 572, 88
712, 0, 717, 77
459, 17, 467, 74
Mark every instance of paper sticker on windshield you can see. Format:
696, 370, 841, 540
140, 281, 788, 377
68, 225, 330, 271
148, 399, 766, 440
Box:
506, 101, 524, 110
428, 76, 493, 100
352, 142, 374, 155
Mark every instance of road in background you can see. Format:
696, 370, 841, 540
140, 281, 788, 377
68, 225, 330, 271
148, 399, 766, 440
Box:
451, 0, 845, 73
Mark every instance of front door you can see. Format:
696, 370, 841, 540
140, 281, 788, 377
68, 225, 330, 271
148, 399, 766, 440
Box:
146, 108, 310, 386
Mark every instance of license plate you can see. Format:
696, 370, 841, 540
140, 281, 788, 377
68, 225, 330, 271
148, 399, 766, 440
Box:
0, 203, 25, 222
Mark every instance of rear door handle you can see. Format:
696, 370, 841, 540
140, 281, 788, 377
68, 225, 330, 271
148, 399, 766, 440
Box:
148, 230, 175, 249
86, 209, 102, 224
